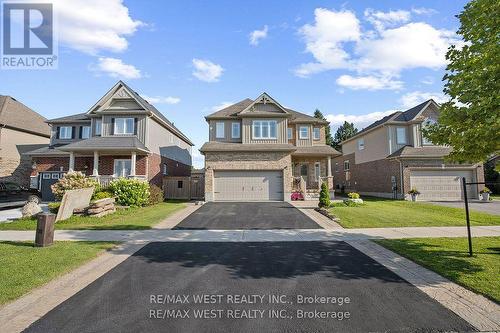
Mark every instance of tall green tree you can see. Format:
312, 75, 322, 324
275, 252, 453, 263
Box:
313, 109, 333, 146
332, 121, 358, 151
423, 0, 500, 163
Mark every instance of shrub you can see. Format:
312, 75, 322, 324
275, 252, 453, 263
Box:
408, 188, 421, 195
92, 190, 114, 201
51, 171, 98, 200
318, 182, 330, 208
48, 202, 60, 214
480, 187, 491, 194
109, 178, 150, 207
148, 184, 164, 205
347, 192, 360, 199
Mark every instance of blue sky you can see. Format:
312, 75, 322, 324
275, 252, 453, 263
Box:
1, 0, 468, 167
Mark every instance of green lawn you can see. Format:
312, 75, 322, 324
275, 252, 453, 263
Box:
329, 198, 500, 228
491, 194, 500, 200
0, 241, 116, 305
376, 237, 500, 303
0, 201, 186, 230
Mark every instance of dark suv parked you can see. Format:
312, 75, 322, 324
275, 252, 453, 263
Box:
0, 182, 42, 208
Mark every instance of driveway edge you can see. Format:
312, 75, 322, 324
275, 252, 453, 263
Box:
345, 239, 500, 332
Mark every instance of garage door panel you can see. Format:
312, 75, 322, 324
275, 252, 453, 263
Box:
214, 171, 283, 201
410, 170, 477, 201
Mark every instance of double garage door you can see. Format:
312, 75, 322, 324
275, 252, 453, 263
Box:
214, 170, 284, 201
410, 170, 477, 201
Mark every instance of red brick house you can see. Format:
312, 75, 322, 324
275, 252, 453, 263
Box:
27, 81, 193, 201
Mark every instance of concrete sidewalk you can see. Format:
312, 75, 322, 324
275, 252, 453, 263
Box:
1, 225, 499, 242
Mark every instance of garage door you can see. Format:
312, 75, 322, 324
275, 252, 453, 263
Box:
214, 170, 284, 201
410, 170, 477, 201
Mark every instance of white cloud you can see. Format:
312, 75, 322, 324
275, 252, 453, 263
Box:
210, 101, 234, 112
141, 95, 180, 105
192, 148, 204, 169
295, 8, 458, 90
249, 25, 268, 46
192, 58, 224, 82
412, 7, 438, 16
50, 0, 143, 54
420, 76, 434, 85
92, 57, 142, 79
326, 109, 397, 129
400, 91, 447, 108
336, 74, 403, 90
364, 8, 411, 31
295, 8, 361, 77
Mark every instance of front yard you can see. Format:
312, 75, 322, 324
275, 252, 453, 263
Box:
376, 237, 500, 303
329, 198, 500, 228
0, 201, 186, 230
0, 241, 116, 305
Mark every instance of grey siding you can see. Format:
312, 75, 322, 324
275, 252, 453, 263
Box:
208, 120, 242, 143
101, 114, 147, 144
50, 122, 91, 145
241, 118, 287, 144
147, 118, 192, 166
295, 124, 312, 147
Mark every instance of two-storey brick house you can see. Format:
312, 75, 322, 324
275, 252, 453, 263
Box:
200, 93, 340, 201
333, 99, 484, 201
27, 81, 194, 201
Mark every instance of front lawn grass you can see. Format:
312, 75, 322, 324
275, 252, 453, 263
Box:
0, 241, 116, 305
0, 201, 186, 230
328, 197, 500, 228
375, 237, 500, 303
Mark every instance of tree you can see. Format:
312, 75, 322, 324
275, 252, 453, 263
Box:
423, 0, 500, 163
332, 121, 358, 151
314, 109, 334, 146
318, 182, 330, 208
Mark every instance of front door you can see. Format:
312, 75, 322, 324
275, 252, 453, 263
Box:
300, 164, 308, 178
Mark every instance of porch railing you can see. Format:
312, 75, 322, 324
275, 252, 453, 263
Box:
292, 176, 306, 193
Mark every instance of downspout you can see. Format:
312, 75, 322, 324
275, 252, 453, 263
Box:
398, 159, 404, 200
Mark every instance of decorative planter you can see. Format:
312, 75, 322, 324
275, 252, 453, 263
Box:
481, 193, 490, 202
410, 194, 419, 202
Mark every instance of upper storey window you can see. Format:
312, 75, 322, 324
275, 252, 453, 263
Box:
422, 118, 437, 145
216, 122, 225, 138
114, 118, 134, 135
252, 120, 277, 139
58, 126, 72, 139
95, 119, 102, 136
313, 128, 320, 140
299, 126, 309, 139
358, 138, 365, 150
81, 126, 91, 139
396, 127, 407, 145
231, 122, 240, 139
287, 128, 293, 139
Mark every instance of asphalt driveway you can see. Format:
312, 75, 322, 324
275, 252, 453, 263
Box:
25, 241, 473, 333
173, 202, 322, 230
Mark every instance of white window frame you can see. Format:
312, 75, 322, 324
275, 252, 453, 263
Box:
114, 118, 135, 135
231, 122, 240, 139
94, 119, 102, 136
299, 126, 309, 139
252, 120, 277, 139
113, 159, 131, 177
59, 126, 72, 139
344, 160, 350, 171
215, 122, 225, 139
287, 127, 292, 139
313, 128, 320, 140
396, 127, 407, 145
81, 126, 91, 139
358, 138, 365, 150
421, 119, 436, 145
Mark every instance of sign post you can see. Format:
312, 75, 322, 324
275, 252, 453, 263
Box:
461, 177, 473, 256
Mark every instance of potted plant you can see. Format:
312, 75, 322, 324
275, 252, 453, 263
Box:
408, 188, 420, 202
480, 187, 491, 202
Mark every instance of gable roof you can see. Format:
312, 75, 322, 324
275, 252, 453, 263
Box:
342, 99, 440, 144
48, 113, 89, 123
205, 94, 328, 124
0, 96, 50, 137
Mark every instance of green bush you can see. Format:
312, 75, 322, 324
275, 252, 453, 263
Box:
92, 190, 114, 201
148, 184, 164, 205
318, 182, 330, 208
347, 192, 360, 199
109, 178, 150, 207
51, 171, 98, 200
48, 202, 60, 214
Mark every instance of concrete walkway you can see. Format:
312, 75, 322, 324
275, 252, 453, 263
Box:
1, 225, 499, 242
430, 199, 500, 215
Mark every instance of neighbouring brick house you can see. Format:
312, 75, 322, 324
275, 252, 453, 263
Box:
333, 99, 484, 201
200, 93, 341, 201
26, 81, 193, 201
0, 96, 50, 186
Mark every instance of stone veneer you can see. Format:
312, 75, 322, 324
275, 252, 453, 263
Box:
204, 151, 292, 201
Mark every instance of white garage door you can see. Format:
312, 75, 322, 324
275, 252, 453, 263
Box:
410, 170, 477, 201
214, 170, 284, 201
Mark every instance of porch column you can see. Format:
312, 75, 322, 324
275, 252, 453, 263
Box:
69, 152, 75, 171
130, 151, 136, 176
93, 151, 99, 176
327, 156, 332, 177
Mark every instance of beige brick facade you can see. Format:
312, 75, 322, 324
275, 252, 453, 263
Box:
204, 151, 292, 201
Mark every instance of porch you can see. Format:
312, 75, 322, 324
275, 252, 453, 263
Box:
291, 155, 334, 198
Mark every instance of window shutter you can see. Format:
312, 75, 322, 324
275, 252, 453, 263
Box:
71, 126, 76, 139
56, 127, 60, 139
78, 126, 82, 139
134, 118, 138, 135
111, 118, 115, 135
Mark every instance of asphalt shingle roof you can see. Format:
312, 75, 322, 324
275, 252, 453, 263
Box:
58, 136, 149, 152
386, 145, 452, 159
200, 142, 296, 153
48, 113, 89, 123
292, 145, 341, 156
0, 96, 50, 137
